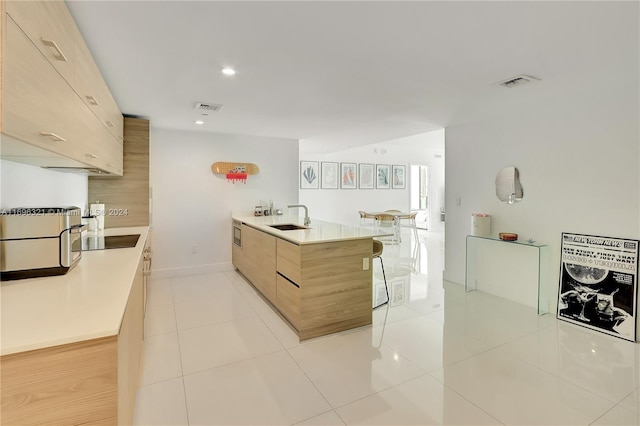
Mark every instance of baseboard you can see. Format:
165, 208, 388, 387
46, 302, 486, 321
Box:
442, 269, 463, 287
150, 262, 235, 279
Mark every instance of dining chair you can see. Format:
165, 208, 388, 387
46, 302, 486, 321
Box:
375, 213, 401, 243
406, 212, 418, 240
372, 239, 388, 309
358, 211, 376, 228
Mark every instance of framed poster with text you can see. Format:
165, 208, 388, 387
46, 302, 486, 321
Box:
557, 232, 638, 342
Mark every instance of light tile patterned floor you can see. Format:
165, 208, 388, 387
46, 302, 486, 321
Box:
134, 230, 640, 425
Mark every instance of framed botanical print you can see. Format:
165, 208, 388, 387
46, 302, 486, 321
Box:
340, 162, 357, 189
359, 163, 374, 189
376, 164, 390, 189
392, 165, 406, 189
300, 161, 319, 189
321, 162, 338, 189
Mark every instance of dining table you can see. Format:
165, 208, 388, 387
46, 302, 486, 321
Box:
359, 211, 418, 243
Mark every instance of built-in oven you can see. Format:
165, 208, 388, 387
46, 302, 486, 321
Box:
233, 219, 242, 248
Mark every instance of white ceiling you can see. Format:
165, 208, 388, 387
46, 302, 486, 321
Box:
66, 1, 638, 154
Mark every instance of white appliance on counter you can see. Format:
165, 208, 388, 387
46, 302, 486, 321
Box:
0, 207, 85, 280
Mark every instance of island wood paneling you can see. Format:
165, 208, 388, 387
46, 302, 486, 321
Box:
236, 224, 373, 341
272, 237, 372, 341
298, 238, 372, 340
89, 117, 149, 227
0, 336, 118, 425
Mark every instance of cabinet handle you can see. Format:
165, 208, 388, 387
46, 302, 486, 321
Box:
105, 121, 114, 127
277, 271, 300, 288
41, 38, 68, 62
86, 153, 99, 159
85, 95, 100, 106
40, 132, 67, 142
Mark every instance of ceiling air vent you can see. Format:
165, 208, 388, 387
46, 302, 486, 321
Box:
496, 74, 540, 88
194, 102, 223, 112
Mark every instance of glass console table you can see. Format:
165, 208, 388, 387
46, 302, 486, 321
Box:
465, 235, 550, 315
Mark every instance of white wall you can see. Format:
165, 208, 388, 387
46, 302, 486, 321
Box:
444, 66, 640, 314
299, 130, 445, 228
0, 160, 88, 211
150, 128, 299, 276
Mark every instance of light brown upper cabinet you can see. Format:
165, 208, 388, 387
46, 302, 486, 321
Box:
5, 1, 77, 86
1, 1, 124, 176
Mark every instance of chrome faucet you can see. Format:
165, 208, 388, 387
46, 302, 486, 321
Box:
287, 204, 310, 226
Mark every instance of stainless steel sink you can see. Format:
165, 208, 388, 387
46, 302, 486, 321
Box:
268, 224, 308, 231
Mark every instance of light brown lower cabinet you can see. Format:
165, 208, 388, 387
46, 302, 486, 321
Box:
234, 225, 372, 341
241, 224, 277, 304
0, 250, 145, 425
276, 273, 301, 329
279, 237, 373, 340
117, 250, 145, 424
0, 337, 119, 425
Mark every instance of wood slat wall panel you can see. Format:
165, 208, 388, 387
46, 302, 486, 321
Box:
89, 117, 149, 227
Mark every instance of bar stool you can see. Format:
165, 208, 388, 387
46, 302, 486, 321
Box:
372, 239, 389, 309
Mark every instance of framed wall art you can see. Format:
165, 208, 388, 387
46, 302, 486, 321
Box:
557, 232, 638, 342
300, 161, 319, 189
321, 162, 338, 189
376, 164, 390, 189
340, 162, 357, 189
392, 165, 406, 189
359, 163, 374, 189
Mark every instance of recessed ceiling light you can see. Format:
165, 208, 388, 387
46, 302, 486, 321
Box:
221, 67, 236, 76
195, 120, 204, 125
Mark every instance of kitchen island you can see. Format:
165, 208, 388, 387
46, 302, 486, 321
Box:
232, 215, 390, 340
1, 226, 149, 425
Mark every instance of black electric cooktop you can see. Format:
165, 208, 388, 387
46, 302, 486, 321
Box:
78, 234, 140, 251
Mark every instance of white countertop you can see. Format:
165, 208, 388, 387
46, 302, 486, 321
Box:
233, 215, 391, 244
0, 226, 149, 356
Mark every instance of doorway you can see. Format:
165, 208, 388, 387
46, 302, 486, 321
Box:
410, 165, 429, 230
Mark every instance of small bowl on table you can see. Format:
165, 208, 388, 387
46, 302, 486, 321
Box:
499, 232, 518, 241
